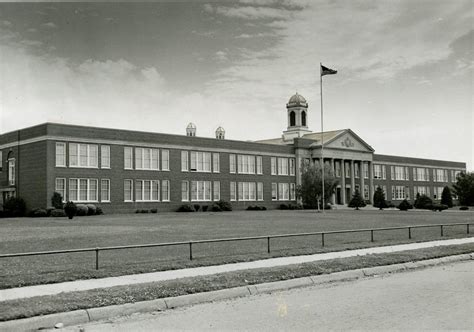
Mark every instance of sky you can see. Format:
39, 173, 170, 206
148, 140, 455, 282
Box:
0, 0, 472, 170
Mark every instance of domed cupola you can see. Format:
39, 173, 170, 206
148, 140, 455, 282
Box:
215, 126, 225, 139
282, 92, 312, 142
186, 122, 196, 137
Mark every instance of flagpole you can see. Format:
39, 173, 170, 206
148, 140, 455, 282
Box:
320, 63, 325, 213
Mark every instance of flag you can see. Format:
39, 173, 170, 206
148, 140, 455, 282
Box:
321, 64, 337, 76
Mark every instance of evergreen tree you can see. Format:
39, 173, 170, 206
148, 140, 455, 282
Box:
373, 186, 387, 210
414, 193, 433, 209
453, 172, 474, 206
348, 190, 366, 210
51, 192, 64, 209
296, 163, 339, 209
440, 186, 453, 208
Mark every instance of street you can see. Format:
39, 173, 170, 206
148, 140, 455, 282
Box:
68, 261, 473, 331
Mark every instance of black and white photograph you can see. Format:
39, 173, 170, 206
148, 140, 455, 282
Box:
0, 0, 473, 330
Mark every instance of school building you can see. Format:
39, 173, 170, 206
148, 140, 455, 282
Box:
0, 93, 466, 213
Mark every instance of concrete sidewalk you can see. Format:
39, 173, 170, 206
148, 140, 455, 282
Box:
1, 237, 472, 302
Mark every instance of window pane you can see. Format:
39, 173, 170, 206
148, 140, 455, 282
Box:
162, 180, 169, 201
151, 149, 159, 170
79, 179, 88, 200
182, 181, 189, 201
79, 145, 88, 167
143, 149, 151, 169
181, 151, 188, 171
124, 180, 133, 201
101, 179, 110, 201
135, 180, 143, 201
69, 179, 78, 201
89, 145, 98, 167
101, 146, 110, 168
89, 179, 97, 201
162, 150, 169, 171
135, 148, 143, 169
143, 180, 151, 200
56, 143, 66, 167
124, 147, 133, 169
69, 143, 78, 166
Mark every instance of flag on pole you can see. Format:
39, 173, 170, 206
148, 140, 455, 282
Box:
321, 64, 337, 76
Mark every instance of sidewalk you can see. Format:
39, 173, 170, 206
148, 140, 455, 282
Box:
1, 237, 472, 302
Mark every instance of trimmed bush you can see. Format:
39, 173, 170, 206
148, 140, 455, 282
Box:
210, 203, 222, 212
459, 206, 469, 211
51, 192, 63, 209
177, 204, 195, 212
86, 204, 97, 216
76, 204, 88, 216
150, 208, 158, 213
216, 200, 232, 211
414, 194, 433, 210
32, 208, 48, 218
247, 206, 267, 211
431, 203, 448, 212
140, 209, 149, 213
64, 201, 77, 219
398, 199, 413, 211
51, 209, 66, 217
202, 205, 208, 212
441, 186, 454, 208
279, 204, 289, 210
193, 204, 201, 212
96, 207, 103, 215
3, 197, 27, 217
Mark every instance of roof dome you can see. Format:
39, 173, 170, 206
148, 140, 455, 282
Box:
287, 93, 307, 107
216, 126, 225, 133
187, 122, 196, 129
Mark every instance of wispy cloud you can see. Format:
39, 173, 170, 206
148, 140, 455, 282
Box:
42, 22, 57, 29
214, 50, 228, 62
235, 32, 276, 38
204, 4, 292, 20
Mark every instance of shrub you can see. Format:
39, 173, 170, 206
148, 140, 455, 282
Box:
414, 194, 433, 209
51, 209, 66, 217
348, 190, 366, 210
96, 207, 103, 215
210, 203, 222, 212
459, 206, 469, 211
216, 200, 232, 211
387, 202, 396, 208
3, 197, 27, 217
373, 186, 387, 210
140, 209, 149, 213
431, 203, 448, 212
193, 204, 201, 212
64, 201, 77, 219
46, 207, 55, 217
279, 204, 289, 210
51, 192, 63, 209
150, 208, 158, 213
247, 206, 267, 211
202, 205, 208, 212
86, 204, 97, 216
441, 186, 454, 208
398, 199, 413, 211
32, 208, 48, 218
177, 204, 195, 212
76, 204, 88, 216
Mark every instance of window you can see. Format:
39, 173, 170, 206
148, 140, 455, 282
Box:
237, 155, 255, 174
414, 186, 430, 196
391, 166, 409, 180
229, 154, 236, 173
289, 158, 296, 176
213, 153, 220, 173
335, 161, 341, 177
135, 148, 159, 170
135, 180, 160, 201
181, 181, 189, 201
101, 146, 110, 169
278, 183, 289, 200
391, 186, 406, 200
271, 157, 277, 175
434, 169, 448, 182
363, 163, 369, 179
355, 163, 360, 178
69, 143, 98, 168
162, 180, 170, 201
278, 158, 288, 175
256, 156, 263, 175
8, 159, 15, 185
451, 170, 461, 182
238, 182, 256, 201
230, 182, 236, 201
191, 181, 212, 201
290, 111, 295, 126
161, 150, 170, 171
345, 162, 350, 178
124, 147, 133, 169
257, 182, 263, 201
413, 168, 429, 181
374, 164, 386, 179
56, 142, 66, 167
434, 187, 444, 200
290, 183, 296, 200
364, 184, 369, 200
0, 151, 2, 171
271, 183, 277, 200
101, 179, 110, 202
124, 180, 133, 202
181, 151, 188, 171
69, 178, 98, 202
55, 178, 66, 202
213, 181, 220, 201
190, 151, 211, 172
301, 111, 306, 126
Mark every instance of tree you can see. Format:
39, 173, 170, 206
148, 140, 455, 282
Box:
398, 199, 413, 211
296, 163, 339, 209
414, 193, 433, 209
453, 172, 474, 206
373, 186, 387, 210
440, 186, 453, 208
348, 190, 366, 210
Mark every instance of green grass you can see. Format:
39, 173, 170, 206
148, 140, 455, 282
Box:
0, 209, 472, 289
0, 243, 472, 322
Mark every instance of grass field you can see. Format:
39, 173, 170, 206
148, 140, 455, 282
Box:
0, 209, 472, 289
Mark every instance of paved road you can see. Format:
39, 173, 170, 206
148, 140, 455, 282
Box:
69, 261, 473, 331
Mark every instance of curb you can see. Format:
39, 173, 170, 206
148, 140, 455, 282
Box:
1, 253, 472, 331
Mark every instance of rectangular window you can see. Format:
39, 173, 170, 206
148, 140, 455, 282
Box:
392, 166, 409, 180
55, 178, 66, 202
272, 183, 278, 200
278, 158, 288, 175
345, 162, 350, 178
69, 143, 98, 168
190, 181, 212, 201
181, 181, 189, 201
101, 145, 110, 169
237, 182, 257, 201
229, 154, 236, 173
213, 153, 220, 173
289, 158, 296, 176
434, 187, 444, 199
335, 161, 341, 177
8, 159, 15, 185
190, 151, 211, 172
257, 182, 263, 201
391, 185, 406, 200
162, 180, 170, 201
363, 163, 369, 179
124, 147, 133, 169
278, 183, 289, 200
68, 178, 98, 202
55, 142, 66, 167
290, 183, 296, 200
101, 179, 110, 202
69, 179, 78, 201
124, 179, 133, 202
271, 157, 277, 175
89, 179, 98, 201
238, 182, 243, 201
364, 184, 369, 200
237, 155, 256, 174
181, 151, 188, 171
79, 179, 88, 201
355, 163, 360, 178
256, 156, 263, 175
135, 148, 159, 170
213, 181, 220, 201
161, 150, 170, 171
230, 182, 237, 201
135, 180, 160, 201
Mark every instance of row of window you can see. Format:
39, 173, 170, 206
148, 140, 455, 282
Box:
373, 165, 460, 182
55, 178, 110, 203
270, 157, 296, 176
378, 185, 456, 200
56, 143, 112, 169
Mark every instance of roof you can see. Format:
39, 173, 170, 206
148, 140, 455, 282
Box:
255, 129, 345, 146
286, 93, 308, 108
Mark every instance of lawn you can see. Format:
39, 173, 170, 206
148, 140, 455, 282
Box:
0, 209, 472, 289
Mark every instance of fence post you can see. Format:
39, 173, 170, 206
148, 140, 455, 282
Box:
321, 233, 325, 247
189, 242, 193, 260
267, 237, 271, 253
440, 225, 444, 237
95, 248, 99, 270
370, 230, 374, 242
408, 227, 412, 240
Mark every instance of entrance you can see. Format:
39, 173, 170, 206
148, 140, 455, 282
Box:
336, 188, 342, 204
345, 188, 351, 204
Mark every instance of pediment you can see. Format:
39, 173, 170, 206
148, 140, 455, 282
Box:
325, 129, 374, 152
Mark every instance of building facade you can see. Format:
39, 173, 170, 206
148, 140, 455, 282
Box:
0, 93, 466, 213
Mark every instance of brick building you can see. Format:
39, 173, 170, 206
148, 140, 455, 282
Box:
0, 93, 466, 213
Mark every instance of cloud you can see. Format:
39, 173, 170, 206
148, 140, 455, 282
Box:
191, 30, 216, 37
27, 28, 37, 33
204, 4, 291, 20
42, 22, 57, 29
2, 20, 12, 27
214, 50, 228, 62
20, 39, 43, 47
235, 32, 276, 38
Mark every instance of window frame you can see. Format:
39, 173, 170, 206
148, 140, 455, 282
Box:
55, 142, 66, 167
101, 179, 111, 202
101, 145, 111, 169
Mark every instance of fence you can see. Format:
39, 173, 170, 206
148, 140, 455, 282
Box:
0, 223, 471, 270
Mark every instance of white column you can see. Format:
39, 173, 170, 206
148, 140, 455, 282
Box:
341, 159, 346, 204
350, 160, 355, 195
369, 161, 374, 204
